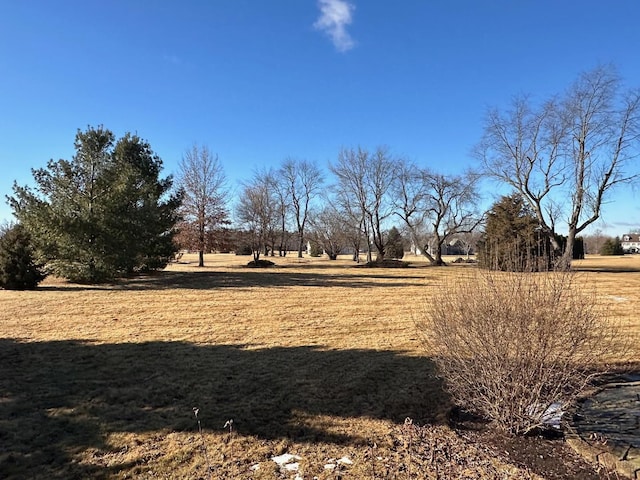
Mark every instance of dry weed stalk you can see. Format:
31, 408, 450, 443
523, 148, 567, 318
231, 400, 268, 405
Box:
418, 269, 627, 435
402, 417, 414, 479
192, 407, 213, 479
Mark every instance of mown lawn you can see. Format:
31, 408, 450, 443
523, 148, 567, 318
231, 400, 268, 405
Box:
1, 253, 638, 479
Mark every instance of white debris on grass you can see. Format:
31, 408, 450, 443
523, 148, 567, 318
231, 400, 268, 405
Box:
284, 462, 300, 472
527, 402, 564, 429
607, 295, 628, 302
272, 453, 302, 466
271, 453, 302, 472
250, 463, 260, 471
324, 455, 353, 470
541, 402, 564, 428
272, 453, 353, 477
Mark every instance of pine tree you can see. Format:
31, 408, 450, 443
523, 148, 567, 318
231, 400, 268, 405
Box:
9, 126, 181, 283
600, 237, 624, 256
385, 226, 405, 259
478, 193, 550, 271
0, 224, 46, 290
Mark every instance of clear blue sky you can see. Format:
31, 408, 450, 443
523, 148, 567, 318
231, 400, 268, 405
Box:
1, 1, 638, 234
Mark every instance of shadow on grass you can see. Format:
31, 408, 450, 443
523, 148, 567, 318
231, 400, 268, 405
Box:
575, 265, 640, 273
40, 269, 430, 291
0, 339, 445, 479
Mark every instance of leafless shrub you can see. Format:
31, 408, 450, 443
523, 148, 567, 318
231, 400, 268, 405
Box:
418, 270, 626, 435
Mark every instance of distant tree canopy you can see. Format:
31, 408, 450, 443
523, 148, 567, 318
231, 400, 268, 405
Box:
478, 193, 551, 272
8, 126, 182, 283
600, 236, 624, 256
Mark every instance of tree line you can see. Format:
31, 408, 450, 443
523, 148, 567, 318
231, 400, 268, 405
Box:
2, 65, 639, 287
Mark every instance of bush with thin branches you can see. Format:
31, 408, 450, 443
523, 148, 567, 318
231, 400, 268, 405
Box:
418, 270, 624, 435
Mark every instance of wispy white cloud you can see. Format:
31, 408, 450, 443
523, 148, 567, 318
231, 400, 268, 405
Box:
314, 0, 356, 52
612, 220, 640, 229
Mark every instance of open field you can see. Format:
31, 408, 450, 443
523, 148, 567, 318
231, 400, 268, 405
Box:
1, 253, 638, 479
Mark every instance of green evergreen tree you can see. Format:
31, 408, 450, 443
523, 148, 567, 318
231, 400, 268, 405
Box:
0, 224, 46, 290
308, 240, 323, 257
478, 193, 550, 271
8, 126, 181, 283
385, 226, 405, 259
600, 236, 624, 255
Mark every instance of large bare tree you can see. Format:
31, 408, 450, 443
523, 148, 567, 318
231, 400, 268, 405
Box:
177, 144, 228, 267
266, 169, 292, 256
308, 204, 350, 260
330, 146, 396, 262
332, 187, 366, 262
393, 160, 482, 265
279, 158, 324, 258
392, 160, 433, 261
236, 176, 277, 262
479, 66, 640, 269
423, 171, 483, 265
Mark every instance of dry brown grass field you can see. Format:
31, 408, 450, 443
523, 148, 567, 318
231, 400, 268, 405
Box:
1, 253, 638, 479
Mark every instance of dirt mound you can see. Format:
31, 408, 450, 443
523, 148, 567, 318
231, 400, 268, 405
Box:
246, 259, 276, 268
359, 259, 410, 268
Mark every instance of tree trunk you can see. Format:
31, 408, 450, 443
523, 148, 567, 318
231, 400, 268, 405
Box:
362, 222, 372, 263
297, 233, 304, 258
557, 230, 576, 271
432, 234, 446, 266
408, 229, 436, 263
352, 244, 360, 263
433, 244, 446, 266
198, 219, 205, 267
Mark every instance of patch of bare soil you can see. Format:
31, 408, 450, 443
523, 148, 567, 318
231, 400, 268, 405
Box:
479, 431, 613, 480
451, 410, 614, 480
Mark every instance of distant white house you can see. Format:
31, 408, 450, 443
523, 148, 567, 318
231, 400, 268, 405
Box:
621, 233, 640, 253
410, 237, 474, 257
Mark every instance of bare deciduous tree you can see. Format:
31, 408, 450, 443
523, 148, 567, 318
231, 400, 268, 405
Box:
393, 160, 435, 262
236, 176, 277, 262
479, 66, 640, 269
394, 160, 482, 265
456, 230, 482, 260
266, 169, 292, 257
330, 146, 395, 262
423, 171, 483, 265
582, 228, 609, 255
332, 179, 366, 262
308, 204, 350, 260
279, 158, 324, 258
177, 144, 228, 267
